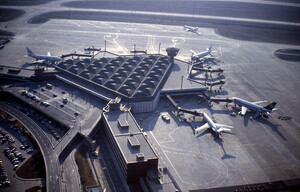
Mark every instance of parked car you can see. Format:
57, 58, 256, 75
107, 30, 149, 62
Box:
26, 148, 33, 153
20, 145, 25, 150
13, 164, 18, 170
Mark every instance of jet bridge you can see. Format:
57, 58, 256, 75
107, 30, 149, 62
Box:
165, 94, 202, 116
210, 97, 232, 103
193, 67, 224, 77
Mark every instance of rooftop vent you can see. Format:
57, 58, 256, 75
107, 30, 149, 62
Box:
8, 69, 21, 73
128, 136, 140, 148
136, 153, 144, 160
118, 118, 129, 128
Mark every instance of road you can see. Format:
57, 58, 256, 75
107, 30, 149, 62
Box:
2, 82, 104, 192
0, 102, 61, 192
61, 148, 81, 192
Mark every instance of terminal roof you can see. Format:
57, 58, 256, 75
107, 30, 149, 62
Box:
104, 110, 158, 163
0, 65, 35, 80
162, 59, 207, 92
55, 53, 173, 101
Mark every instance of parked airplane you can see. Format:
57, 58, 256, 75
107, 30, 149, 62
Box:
26, 47, 61, 64
232, 97, 277, 119
165, 94, 233, 138
190, 45, 214, 61
194, 112, 233, 136
183, 25, 201, 35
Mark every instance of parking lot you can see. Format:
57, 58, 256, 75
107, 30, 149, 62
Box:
3, 79, 102, 144
0, 114, 42, 191
2, 94, 68, 148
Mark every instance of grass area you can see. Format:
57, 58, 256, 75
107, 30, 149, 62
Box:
75, 143, 97, 192
16, 151, 46, 179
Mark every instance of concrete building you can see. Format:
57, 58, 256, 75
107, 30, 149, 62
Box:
102, 107, 158, 182
55, 49, 181, 113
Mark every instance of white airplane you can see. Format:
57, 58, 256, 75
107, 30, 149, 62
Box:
183, 25, 201, 35
190, 45, 214, 61
26, 47, 61, 64
194, 112, 233, 136
231, 97, 277, 119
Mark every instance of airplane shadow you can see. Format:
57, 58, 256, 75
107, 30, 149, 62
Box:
256, 117, 287, 141
212, 134, 236, 160
196, 129, 210, 138
243, 114, 251, 127
196, 129, 236, 159
234, 110, 286, 141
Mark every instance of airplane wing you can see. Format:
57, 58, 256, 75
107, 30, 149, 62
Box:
215, 124, 234, 129
189, 50, 198, 56
241, 106, 248, 115
217, 128, 232, 133
195, 123, 210, 134
184, 26, 190, 31
47, 52, 51, 56
204, 56, 215, 60
195, 31, 201, 36
252, 100, 267, 105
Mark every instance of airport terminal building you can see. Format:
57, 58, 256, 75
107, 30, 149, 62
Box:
102, 105, 159, 182
0, 47, 207, 187
55, 51, 177, 113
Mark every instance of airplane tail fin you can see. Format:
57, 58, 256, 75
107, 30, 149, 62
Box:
26, 47, 34, 56
209, 45, 213, 51
264, 102, 277, 110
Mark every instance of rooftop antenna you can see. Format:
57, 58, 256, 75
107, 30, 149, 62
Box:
158, 43, 161, 54
104, 40, 106, 57
134, 44, 136, 55
181, 75, 184, 89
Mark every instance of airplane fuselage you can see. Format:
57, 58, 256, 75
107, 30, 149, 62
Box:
202, 112, 218, 132
184, 25, 197, 32
194, 112, 233, 135
232, 97, 270, 113
192, 50, 211, 60
29, 53, 61, 62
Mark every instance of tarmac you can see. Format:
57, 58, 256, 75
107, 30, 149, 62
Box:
0, 0, 300, 191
